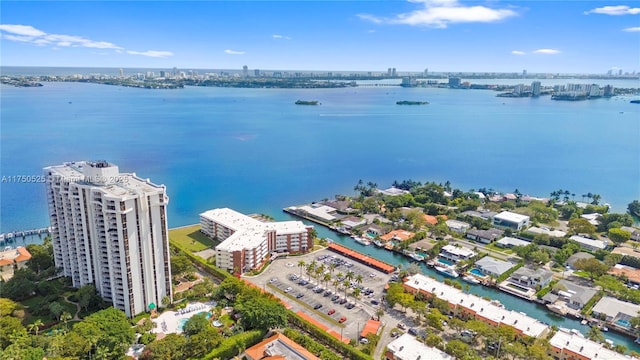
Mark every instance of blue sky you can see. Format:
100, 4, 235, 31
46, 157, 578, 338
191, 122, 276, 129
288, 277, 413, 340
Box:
0, 1, 638, 73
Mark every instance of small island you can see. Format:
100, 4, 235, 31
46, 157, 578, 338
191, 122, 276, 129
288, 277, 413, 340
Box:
295, 100, 320, 105
396, 100, 429, 105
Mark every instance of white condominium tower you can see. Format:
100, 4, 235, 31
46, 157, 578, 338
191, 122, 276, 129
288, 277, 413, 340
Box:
44, 161, 172, 317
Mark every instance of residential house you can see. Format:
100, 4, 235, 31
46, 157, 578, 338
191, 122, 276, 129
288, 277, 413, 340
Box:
380, 230, 415, 243
609, 264, 640, 287
466, 228, 504, 244
527, 226, 567, 238
340, 216, 367, 230
492, 211, 530, 231
591, 296, 640, 329
243, 333, 319, 360
495, 236, 531, 248
621, 226, 640, 242
462, 210, 497, 221
565, 252, 595, 270
509, 267, 553, 289
385, 333, 454, 360
569, 235, 608, 251
0, 246, 32, 281
474, 257, 515, 278
440, 245, 475, 263
541, 280, 597, 310
446, 219, 470, 234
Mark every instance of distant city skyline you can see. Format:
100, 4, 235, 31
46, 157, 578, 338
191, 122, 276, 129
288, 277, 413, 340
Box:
0, 1, 638, 74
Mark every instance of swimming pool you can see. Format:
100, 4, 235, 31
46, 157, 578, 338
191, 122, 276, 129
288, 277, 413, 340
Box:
469, 268, 486, 277
438, 258, 454, 266
616, 319, 631, 328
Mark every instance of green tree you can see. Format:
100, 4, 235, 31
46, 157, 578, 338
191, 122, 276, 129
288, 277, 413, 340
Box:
170, 254, 194, 276
82, 307, 136, 356
235, 293, 287, 331
568, 218, 596, 235
0, 298, 20, 317
297, 260, 306, 277
25, 243, 54, 275
608, 228, 631, 245
48, 301, 64, 320
0, 316, 25, 348
143, 333, 187, 360
587, 326, 605, 343
182, 313, 210, 336
628, 200, 640, 217
186, 326, 222, 358
574, 258, 610, 280
1, 268, 37, 301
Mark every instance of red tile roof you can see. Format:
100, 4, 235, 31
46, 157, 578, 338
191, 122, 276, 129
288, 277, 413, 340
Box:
327, 243, 395, 273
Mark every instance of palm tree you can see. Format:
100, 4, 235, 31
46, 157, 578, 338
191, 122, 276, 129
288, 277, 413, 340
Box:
306, 262, 316, 281
329, 262, 337, 275
587, 326, 605, 343
94, 345, 110, 360
355, 274, 363, 288
60, 311, 72, 330
346, 271, 355, 283
592, 194, 601, 205
352, 287, 361, 301
297, 260, 306, 277
375, 307, 384, 321
323, 273, 332, 288
28, 319, 43, 336
332, 279, 340, 293
342, 279, 350, 299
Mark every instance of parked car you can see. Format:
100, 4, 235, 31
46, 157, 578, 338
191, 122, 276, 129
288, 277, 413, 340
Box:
269, 278, 278, 284
323, 290, 332, 297
339, 298, 347, 304
314, 304, 322, 310
296, 293, 304, 299
408, 328, 418, 336
397, 323, 406, 330
371, 299, 379, 305
345, 303, 355, 309
285, 287, 292, 293
359, 338, 369, 344
339, 316, 347, 323
327, 309, 336, 315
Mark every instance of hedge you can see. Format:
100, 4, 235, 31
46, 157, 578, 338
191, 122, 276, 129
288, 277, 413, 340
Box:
536, 280, 557, 299
283, 329, 343, 360
496, 261, 524, 283
288, 312, 372, 360
202, 329, 265, 360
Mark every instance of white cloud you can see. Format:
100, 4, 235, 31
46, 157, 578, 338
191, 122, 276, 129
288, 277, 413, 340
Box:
224, 49, 246, 55
534, 48, 560, 54
511, 50, 525, 55
272, 34, 291, 40
584, 5, 640, 15
0, 23, 173, 57
358, 0, 518, 28
126, 50, 174, 58
623, 26, 640, 32
0, 24, 46, 37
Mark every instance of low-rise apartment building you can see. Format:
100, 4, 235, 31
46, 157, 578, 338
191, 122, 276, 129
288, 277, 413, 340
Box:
201, 208, 313, 274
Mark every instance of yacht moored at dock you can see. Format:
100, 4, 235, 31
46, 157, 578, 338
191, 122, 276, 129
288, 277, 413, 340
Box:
434, 265, 459, 278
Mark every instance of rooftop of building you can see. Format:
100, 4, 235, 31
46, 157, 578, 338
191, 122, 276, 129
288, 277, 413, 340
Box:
566, 252, 595, 267
494, 211, 530, 223
202, 208, 308, 252
45, 161, 165, 197
591, 296, 640, 319
609, 264, 640, 284
474, 256, 515, 275
404, 274, 549, 338
496, 236, 531, 247
569, 235, 608, 250
549, 329, 631, 360
243, 333, 319, 360
611, 246, 640, 258
386, 333, 455, 360
441, 244, 475, 257
466, 227, 504, 238
380, 229, 415, 242
0, 246, 32, 266
377, 187, 410, 196
511, 266, 554, 281
527, 226, 567, 238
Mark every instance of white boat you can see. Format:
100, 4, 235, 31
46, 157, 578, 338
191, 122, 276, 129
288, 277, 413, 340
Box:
409, 253, 425, 262
353, 237, 371, 246
373, 240, 383, 247
435, 265, 459, 278
462, 275, 480, 284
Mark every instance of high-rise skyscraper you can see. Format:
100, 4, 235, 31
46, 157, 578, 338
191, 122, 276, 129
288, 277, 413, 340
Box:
243, 65, 249, 78
531, 81, 541, 97
44, 161, 172, 317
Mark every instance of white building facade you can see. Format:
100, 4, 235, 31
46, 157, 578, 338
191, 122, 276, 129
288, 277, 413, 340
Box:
44, 161, 172, 317
493, 211, 530, 231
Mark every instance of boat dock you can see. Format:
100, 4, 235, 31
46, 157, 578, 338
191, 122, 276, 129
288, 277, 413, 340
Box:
0, 227, 51, 244
327, 242, 395, 274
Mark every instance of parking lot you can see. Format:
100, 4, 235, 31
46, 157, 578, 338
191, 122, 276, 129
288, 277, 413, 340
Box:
245, 248, 393, 342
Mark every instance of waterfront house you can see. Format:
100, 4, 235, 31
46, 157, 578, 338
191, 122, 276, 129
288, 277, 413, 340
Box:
439, 245, 476, 263
474, 256, 515, 278
621, 226, 640, 241
320, 199, 353, 213
612, 246, 640, 260
377, 187, 410, 196
0, 246, 31, 281
509, 267, 553, 289
541, 280, 597, 310
423, 214, 447, 225
569, 235, 608, 251
549, 329, 630, 360
292, 204, 338, 223
591, 296, 640, 329
520, 195, 549, 204
466, 228, 504, 244
384, 333, 454, 360
380, 230, 415, 243
340, 216, 367, 230
407, 239, 435, 253
565, 252, 595, 270
492, 211, 530, 231
446, 219, 470, 234
580, 213, 602, 226
364, 224, 387, 238
495, 236, 531, 248
403, 274, 550, 338
608, 264, 640, 287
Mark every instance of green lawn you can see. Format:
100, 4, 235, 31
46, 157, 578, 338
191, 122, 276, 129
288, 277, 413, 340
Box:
169, 225, 217, 253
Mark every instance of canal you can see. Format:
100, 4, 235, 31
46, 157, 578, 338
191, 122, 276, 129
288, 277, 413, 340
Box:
291, 218, 640, 352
